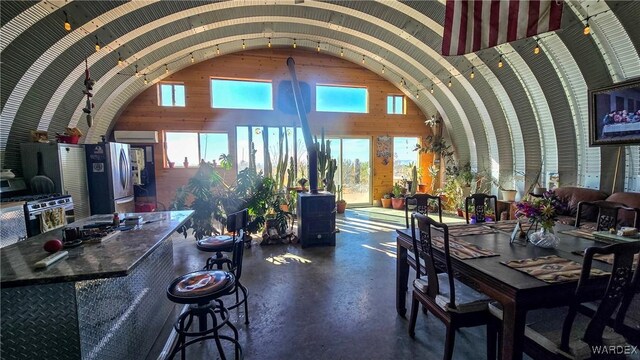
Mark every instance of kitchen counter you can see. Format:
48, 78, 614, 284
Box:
0, 210, 192, 287
1, 210, 194, 360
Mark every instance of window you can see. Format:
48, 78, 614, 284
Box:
159, 83, 185, 107
316, 85, 367, 113
393, 137, 419, 181
387, 95, 405, 114
165, 131, 229, 168
211, 79, 273, 110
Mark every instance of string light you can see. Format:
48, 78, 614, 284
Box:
63, 11, 71, 31
117, 52, 123, 66
448, 77, 452, 87
498, 55, 503, 68
317, 42, 321, 52
340, 47, 344, 57
430, 84, 434, 94
470, 67, 475, 79
293, 39, 297, 48
216, 45, 220, 55
268, 38, 271, 48
583, 19, 590, 35
94, 36, 100, 52
190, 53, 194, 63
165, 64, 168, 74
534, 40, 540, 55
144, 75, 148, 85
135, 64, 139, 78
416, 91, 419, 99
400, 78, 404, 86
362, 55, 365, 64
382, 65, 385, 74
242, 39, 246, 49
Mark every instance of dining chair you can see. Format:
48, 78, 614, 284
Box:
404, 193, 442, 228
408, 213, 491, 360
488, 241, 640, 360
575, 200, 640, 231
464, 193, 498, 224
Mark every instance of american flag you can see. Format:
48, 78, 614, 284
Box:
442, 0, 563, 56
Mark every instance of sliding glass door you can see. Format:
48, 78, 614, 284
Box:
328, 138, 371, 205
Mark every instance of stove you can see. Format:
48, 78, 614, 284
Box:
1, 193, 63, 203
23, 195, 75, 237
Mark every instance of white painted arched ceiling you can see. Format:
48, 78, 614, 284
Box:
1, 0, 639, 192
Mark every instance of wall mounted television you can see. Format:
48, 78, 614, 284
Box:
589, 77, 640, 146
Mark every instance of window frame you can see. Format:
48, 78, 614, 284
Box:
387, 94, 405, 115
158, 82, 186, 107
315, 84, 369, 113
164, 130, 229, 168
210, 77, 274, 110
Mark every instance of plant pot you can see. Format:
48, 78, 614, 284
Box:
457, 208, 463, 217
501, 189, 517, 202
381, 198, 392, 208
533, 187, 546, 196
168, 161, 175, 168
336, 201, 347, 214
391, 198, 405, 210
417, 184, 428, 193
280, 204, 289, 212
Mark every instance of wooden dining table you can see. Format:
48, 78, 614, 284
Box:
395, 222, 612, 360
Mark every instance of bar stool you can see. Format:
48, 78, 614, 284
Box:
197, 209, 248, 270
166, 269, 242, 360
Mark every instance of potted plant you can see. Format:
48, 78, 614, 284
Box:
493, 176, 518, 202
336, 185, 347, 214
183, 156, 189, 168
391, 182, 405, 210
381, 193, 392, 208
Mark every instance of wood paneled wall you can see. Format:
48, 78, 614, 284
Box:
114, 49, 433, 208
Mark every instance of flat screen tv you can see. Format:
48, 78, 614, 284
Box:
589, 77, 640, 146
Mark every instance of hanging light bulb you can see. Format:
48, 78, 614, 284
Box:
416, 91, 420, 99
317, 42, 321, 52
498, 55, 503, 68
382, 65, 385, 74
165, 64, 168, 74
448, 77, 452, 87
216, 45, 220, 55
190, 53, 194, 63
362, 55, 365, 64
94, 36, 100, 52
135, 64, 139, 78
63, 11, 71, 31
117, 52, 123, 66
144, 75, 148, 85
340, 47, 344, 57
400, 78, 404, 86
293, 39, 297, 49
430, 85, 434, 94
470, 67, 475, 79
268, 38, 272, 48
583, 19, 590, 35
534, 40, 540, 55
242, 39, 246, 49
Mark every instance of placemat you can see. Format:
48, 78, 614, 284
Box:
571, 251, 639, 266
502, 255, 610, 283
486, 220, 534, 233
431, 235, 499, 260
560, 229, 596, 240
444, 224, 497, 237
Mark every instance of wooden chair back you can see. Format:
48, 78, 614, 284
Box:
227, 209, 248, 279
464, 193, 498, 224
560, 241, 640, 351
405, 193, 442, 228
576, 200, 640, 230
411, 213, 458, 309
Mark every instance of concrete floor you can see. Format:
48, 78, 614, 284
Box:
158, 207, 492, 360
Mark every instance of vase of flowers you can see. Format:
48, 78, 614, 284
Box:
515, 190, 565, 248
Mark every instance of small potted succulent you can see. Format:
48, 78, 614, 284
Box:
381, 193, 392, 208
391, 182, 405, 210
336, 185, 347, 214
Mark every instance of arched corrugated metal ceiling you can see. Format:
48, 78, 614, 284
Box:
1, 0, 639, 192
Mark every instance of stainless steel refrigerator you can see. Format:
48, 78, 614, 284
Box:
85, 142, 135, 214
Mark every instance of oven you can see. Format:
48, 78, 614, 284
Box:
24, 195, 75, 238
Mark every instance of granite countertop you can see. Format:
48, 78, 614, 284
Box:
0, 210, 193, 288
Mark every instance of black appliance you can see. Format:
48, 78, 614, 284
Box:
23, 195, 74, 237
85, 142, 134, 214
296, 192, 336, 248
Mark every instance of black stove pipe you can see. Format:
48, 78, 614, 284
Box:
286, 57, 318, 194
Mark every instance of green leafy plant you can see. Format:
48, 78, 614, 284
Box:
392, 182, 404, 198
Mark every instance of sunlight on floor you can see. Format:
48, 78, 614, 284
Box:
265, 252, 312, 265
361, 244, 397, 258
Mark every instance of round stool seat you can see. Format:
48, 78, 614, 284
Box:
167, 270, 235, 304
196, 235, 234, 253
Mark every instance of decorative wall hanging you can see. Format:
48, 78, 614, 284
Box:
82, 58, 95, 127
376, 135, 392, 165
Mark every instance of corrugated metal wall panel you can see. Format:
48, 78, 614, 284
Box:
624, 146, 640, 192
1, 1, 48, 48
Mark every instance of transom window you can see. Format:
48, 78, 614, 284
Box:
387, 95, 405, 114
211, 79, 273, 110
159, 83, 185, 107
316, 85, 368, 113
165, 131, 229, 168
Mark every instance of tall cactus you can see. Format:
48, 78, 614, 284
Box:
275, 128, 289, 190
263, 129, 272, 178
248, 142, 257, 171
315, 128, 331, 186
410, 165, 418, 196
325, 158, 337, 193
286, 156, 295, 189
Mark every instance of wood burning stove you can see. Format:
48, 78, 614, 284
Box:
297, 192, 336, 248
